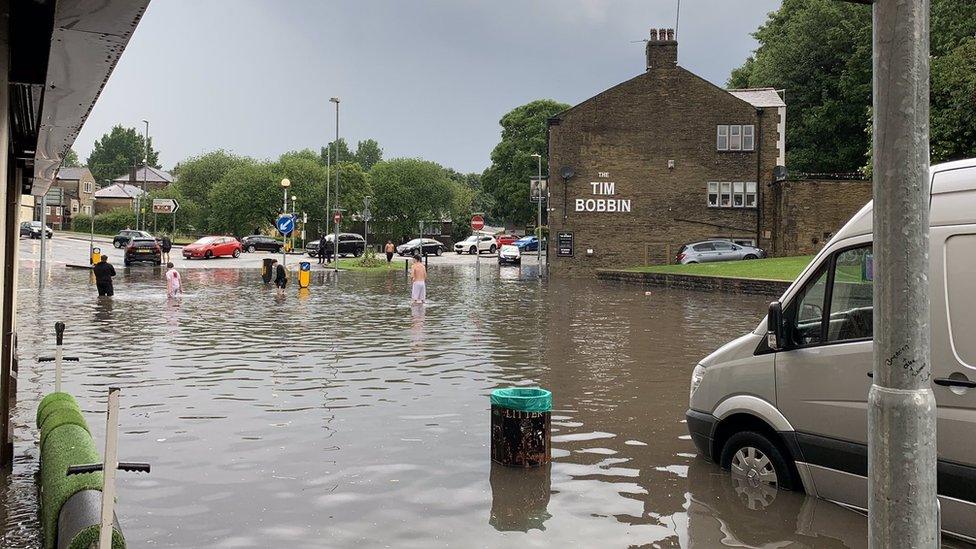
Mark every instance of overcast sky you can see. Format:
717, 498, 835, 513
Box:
73, 0, 781, 174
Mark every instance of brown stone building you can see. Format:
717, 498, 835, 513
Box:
94, 182, 146, 214
547, 28, 869, 275
112, 164, 175, 191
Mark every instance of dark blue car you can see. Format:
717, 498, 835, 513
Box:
514, 236, 539, 252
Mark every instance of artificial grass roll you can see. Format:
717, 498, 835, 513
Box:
39, 406, 89, 453
36, 392, 77, 428
65, 522, 125, 549
40, 423, 104, 549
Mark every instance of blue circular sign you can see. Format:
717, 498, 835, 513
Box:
276, 215, 295, 236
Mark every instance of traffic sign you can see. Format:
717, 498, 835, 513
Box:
152, 198, 179, 214
333, 211, 342, 224
276, 214, 295, 236
470, 214, 485, 231
362, 208, 372, 222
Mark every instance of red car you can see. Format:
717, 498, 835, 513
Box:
495, 234, 518, 247
182, 236, 242, 260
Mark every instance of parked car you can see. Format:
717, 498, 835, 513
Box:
514, 235, 541, 252
20, 221, 53, 239
454, 234, 497, 255
241, 235, 283, 253
495, 234, 519, 247
113, 229, 153, 248
498, 244, 521, 265
675, 240, 766, 264
686, 158, 976, 541
306, 233, 365, 258
182, 236, 242, 260
396, 238, 445, 256
124, 238, 161, 267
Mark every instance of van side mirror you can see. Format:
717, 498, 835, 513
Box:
767, 301, 784, 351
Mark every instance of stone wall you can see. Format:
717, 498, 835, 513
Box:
596, 269, 791, 297
770, 178, 872, 257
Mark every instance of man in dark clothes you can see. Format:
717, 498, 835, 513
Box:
318, 232, 329, 265
93, 255, 116, 296
272, 258, 287, 296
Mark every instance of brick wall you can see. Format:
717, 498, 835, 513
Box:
770, 179, 872, 256
548, 54, 780, 276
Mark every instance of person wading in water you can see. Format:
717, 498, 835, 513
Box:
93, 255, 117, 296
385, 240, 395, 263
272, 258, 288, 296
409, 253, 427, 304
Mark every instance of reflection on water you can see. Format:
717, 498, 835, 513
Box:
0, 264, 887, 547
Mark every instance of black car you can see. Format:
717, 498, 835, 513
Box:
241, 235, 283, 253
306, 233, 366, 258
124, 238, 161, 267
396, 238, 444, 256
20, 221, 53, 239
114, 229, 153, 249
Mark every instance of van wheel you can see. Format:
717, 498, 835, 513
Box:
720, 431, 797, 491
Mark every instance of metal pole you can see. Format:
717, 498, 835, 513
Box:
54, 322, 65, 393
99, 387, 121, 549
363, 196, 370, 253
332, 98, 340, 272
326, 147, 330, 252
142, 120, 149, 231
868, 0, 937, 546
39, 195, 47, 289
536, 155, 543, 276
90, 209, 95, 264
282, 187, 288, 270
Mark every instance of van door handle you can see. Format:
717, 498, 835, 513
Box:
933, 378, 976, 389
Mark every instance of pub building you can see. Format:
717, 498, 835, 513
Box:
546, 28, 869, 276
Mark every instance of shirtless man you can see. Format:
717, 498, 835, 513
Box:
409, 254, 427, 304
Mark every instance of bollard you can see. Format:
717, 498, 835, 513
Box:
490, 388, 552, 468
298, 261, 311, 289
404, 258, 409, 275
261, 258, 274, 284
90, 247, 101, 266
38, 322, 79, 393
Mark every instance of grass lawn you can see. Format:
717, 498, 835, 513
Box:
623, 255, 815, 282
332, 257, 403, 273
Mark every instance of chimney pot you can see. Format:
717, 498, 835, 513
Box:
646, 27, 677, 70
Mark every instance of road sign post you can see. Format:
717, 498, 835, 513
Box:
471, 214, 484, 281
276, 214, 295, 270
363, 196, 371, 254
332, 210, 342, 272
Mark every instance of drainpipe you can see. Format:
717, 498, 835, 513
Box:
755, 108, 764, 249
868, 0, 938, 546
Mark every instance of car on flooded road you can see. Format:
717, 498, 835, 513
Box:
495, 234, 519, 247
454, 234, 497, 255
396, 238, 444, 256
307, 233, 366, 258
675, 240, 766, 264
498, 245, 521, 265
20, 221, 53, 239
113, 229, 152, 248
241, 235, 283, 253
182, 236, 242, 260
514, 235, 541, 252
124, 237, 161, 267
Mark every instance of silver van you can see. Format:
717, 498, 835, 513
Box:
686, 158, 976, 542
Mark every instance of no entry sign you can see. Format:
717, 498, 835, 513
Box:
470, 214, 484, 231
333, 211, 342, 224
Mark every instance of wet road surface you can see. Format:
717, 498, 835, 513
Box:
0, 242, 945, 547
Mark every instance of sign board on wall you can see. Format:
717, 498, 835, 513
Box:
557, 232, 574, 257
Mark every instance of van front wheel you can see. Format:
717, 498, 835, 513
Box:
720, 431, 797, 491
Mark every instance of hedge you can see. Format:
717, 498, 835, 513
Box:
70, 209, 136, 235
37, 393, 125, 549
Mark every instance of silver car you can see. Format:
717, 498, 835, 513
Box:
675, 240, 766, 264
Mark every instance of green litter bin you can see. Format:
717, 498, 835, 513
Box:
490, 387, 552, 468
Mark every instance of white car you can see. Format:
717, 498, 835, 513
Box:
498, 245, 520, 265
454, 234, 497, 255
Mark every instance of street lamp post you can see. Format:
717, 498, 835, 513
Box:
330, 97, 340, 272
280, 178, 290, 270
291, 195, 297, 252
142, 119, 149, 231
531, 153, 544, 277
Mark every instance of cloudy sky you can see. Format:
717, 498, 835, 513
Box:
74, 0, 781, 174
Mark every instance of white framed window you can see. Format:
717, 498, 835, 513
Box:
720, 182, 732, 207
707, 182, 719, 207
45, 206, 52, 215
745, 182, 757, 208
733, 182, 745, 207
729, 125, 742, 151
716, 125, 729, 151
742, 125, 755, 151
83, 182, 93, 194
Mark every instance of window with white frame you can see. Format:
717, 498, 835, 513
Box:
733, 182, 745, 207
742, 125, 755, 151
716, 126, 729, 151
720, 182, 732, 207
745, 182, 757, 207
83, 181, 93, 194
729, 125, 742, 150
707, 182, 719, 207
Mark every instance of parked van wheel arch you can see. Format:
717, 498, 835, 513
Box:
713, 414, 801, 492
720, 429, 799, 492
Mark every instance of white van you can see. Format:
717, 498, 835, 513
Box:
687, 158, 976, 542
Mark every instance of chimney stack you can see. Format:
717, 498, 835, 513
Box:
646, 27, 677, 71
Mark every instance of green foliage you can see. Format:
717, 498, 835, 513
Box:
482, 99, 569, 225
369, 158, 456, 241
320, 138, 353, 166
69, 214, 92, 233
354, 139, 383, 171
355, 247, 385, 268
85, 125, 160, 185
171, 150, 253, 206
732, 0, 976, 172
208, 162, 282, 236
61, 149, 81, 168
86, 209, 137, 235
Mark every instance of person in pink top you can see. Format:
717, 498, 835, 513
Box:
165, 262, 182, 297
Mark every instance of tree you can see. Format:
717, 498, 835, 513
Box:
170, 150, 253, 232
207, 163, 282, 237
61, 149, 81, 168
481, 99, 569, 226
369, 158, 456, 241
86, 125, 161, 184
931, 37, 976, 162
731, 0, 976, 172
320, 138, 352, 166
354, 139, 383, 171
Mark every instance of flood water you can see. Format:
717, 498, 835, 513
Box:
2, 261, 881, 547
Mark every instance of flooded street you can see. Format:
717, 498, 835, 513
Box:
2, 253, 878, 547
